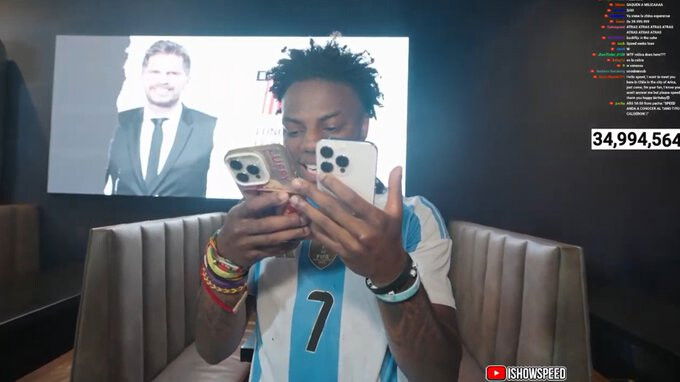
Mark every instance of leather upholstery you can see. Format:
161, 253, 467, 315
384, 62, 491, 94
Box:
72, 214, 591, 381
0, 204, 39, 280
449, 221, 592, 382
71, 212, 249, 381
152, 343, 248, 382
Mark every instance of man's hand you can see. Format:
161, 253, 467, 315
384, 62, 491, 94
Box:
216, 191, 310, 268
290, 166, 407, 285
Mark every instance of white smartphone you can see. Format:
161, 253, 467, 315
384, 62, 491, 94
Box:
316, 139, 378, 204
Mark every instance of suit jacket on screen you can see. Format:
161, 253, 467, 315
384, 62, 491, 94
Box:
106, 106, 216, 197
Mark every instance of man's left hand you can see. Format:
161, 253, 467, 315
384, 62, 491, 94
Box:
290, 166, 408, 285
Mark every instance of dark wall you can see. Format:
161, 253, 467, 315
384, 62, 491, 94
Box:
1, 0, 678, 309
0, 39, 6, 185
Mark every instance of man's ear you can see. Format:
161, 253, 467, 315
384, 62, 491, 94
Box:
360, 116, 370, 140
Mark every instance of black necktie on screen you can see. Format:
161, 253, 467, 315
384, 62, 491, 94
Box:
145, 118, 167, 187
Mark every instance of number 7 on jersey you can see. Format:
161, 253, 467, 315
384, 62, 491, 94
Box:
306, 290, 334, 352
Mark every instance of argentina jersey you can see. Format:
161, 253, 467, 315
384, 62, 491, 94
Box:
246, 192, 455, 382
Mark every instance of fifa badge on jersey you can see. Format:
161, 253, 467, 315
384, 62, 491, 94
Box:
309, 243, 337, 270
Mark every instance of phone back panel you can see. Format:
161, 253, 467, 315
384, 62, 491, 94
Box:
316, 139, 378, 203
225, 144, 296, 195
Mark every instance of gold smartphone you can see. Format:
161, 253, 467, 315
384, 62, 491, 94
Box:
224, 144, 299, 257
225, 144, 297, 195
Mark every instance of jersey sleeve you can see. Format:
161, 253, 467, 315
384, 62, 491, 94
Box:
247, 261, 261, 297
402, 196, 456, 309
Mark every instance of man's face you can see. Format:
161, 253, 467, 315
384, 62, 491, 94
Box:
142, 53, 189, 108
282, 79, 369, 183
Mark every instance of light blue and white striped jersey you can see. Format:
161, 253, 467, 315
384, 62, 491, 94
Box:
247, 192, 455, 382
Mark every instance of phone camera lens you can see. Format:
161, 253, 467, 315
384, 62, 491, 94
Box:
321, 162, 334, 173
246, 165, 260, 175
236, 173, 249, 183
320, 146, 334, 158
229, 160, 243, 170
335, 155, 349, 167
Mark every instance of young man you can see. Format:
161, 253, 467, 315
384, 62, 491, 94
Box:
196, 40, 461, 381
104, 40, 216, 197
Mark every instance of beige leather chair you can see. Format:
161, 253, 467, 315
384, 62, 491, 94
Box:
71, 212, 251, 382
72, 214, 591, 381
449, 221, 592, 382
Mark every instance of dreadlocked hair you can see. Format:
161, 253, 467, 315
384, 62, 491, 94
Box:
268, 38, 383, 118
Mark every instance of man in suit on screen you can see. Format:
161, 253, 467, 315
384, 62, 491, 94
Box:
104, 40, 216, 197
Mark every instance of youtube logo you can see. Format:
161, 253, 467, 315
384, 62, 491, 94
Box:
485, 365, 567, 381
486, 365, 507, 381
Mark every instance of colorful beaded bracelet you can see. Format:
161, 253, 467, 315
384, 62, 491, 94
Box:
201, 265, 247, 295
203, 254, 246, 281
201, 277, 247, 314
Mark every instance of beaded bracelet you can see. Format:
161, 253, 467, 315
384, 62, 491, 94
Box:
206, 248, 246, 280
208, 231, 247, 274
209, 253, 238, 274
201, 265, 247, 295
207, 241, 245, 274
204, 271, 246, 289
203, 255, 246, 282
202, 261, 247, 289
201, 276, 248, 314
205, 231, 248, 280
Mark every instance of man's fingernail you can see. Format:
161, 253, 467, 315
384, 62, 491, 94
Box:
290, 195, 300, 205
278, 192, 289, 202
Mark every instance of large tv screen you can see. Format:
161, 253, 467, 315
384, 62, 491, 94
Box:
47, 35, 409, 199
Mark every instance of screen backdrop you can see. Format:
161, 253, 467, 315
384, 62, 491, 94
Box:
48, 35, 409, 198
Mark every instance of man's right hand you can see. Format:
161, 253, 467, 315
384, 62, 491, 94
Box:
216, 191, 310, 268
